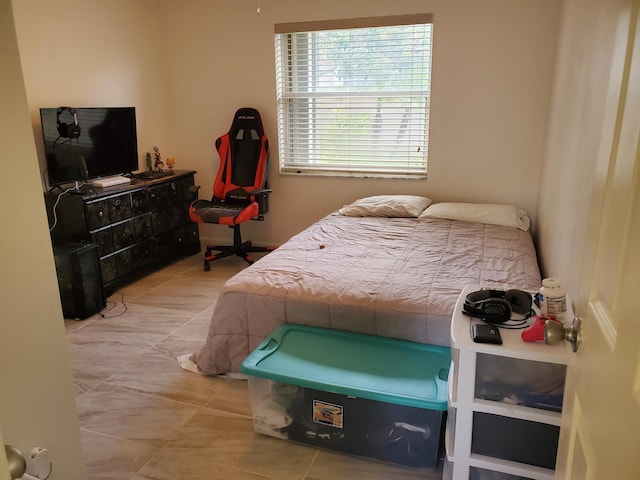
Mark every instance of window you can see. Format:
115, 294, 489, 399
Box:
275, 15, 433, 178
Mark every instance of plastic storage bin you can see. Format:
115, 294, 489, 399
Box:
241, 324, 451, 469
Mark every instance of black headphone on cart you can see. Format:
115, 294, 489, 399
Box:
56, 106, 81, 139
462, 288, 533, 324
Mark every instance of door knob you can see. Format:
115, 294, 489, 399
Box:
4, 445, 26, 480
544, 317, 581, 352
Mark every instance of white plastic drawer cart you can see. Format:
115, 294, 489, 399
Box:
445, 284, 570, 480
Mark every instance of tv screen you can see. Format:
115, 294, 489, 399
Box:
40, 107, 139, 187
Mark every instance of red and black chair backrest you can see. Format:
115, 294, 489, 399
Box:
212, 107, 269, 203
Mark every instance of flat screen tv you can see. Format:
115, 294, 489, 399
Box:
40, 106, 139, 187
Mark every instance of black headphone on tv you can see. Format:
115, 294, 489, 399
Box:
463, 288, 533, 324
56, 106, 81, 139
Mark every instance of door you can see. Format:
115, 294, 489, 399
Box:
555, 2, 640, 478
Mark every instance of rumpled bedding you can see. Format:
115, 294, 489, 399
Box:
190, 214, 541, 375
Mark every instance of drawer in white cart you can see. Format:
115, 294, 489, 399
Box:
474, 353, 566, 413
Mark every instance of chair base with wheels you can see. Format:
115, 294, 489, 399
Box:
202, 224, 275, 271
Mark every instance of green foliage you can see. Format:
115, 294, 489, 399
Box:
315, 25, 431, 91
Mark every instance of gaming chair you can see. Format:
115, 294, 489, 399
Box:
189, 107, 274, 270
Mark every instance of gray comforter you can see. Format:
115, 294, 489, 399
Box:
191, 214, 541, 374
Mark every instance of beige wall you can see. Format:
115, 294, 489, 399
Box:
13, 0, 561, 247
0, 1, 85, 478
12, 0, 169, 190
162, 0, 561, 244
536, 0, 631, 294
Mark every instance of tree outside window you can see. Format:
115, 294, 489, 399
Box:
275, 16, 433, 178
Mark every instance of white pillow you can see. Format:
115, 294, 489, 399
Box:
419, 202, 531, 231
338, 195, 432, 218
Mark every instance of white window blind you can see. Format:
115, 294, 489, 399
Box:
275, 15, 433, 178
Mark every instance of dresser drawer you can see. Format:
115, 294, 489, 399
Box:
148, 181, 183, 210
112, 214, 153, 251
86, 199, 111, 230
91, 228, 115, 257
114, 240, 156, 276
109, 193, 133, 222
152, 205, 189, 236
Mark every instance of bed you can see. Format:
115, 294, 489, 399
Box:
187, 197, 541, 375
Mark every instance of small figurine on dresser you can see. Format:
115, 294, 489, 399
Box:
153, 145, 164, 172
145, 152, 153, 172
166, 157, 175, 171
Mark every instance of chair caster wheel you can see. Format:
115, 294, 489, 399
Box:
204, 262, 211, 272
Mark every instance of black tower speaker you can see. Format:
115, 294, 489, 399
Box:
53, 243, 106, 319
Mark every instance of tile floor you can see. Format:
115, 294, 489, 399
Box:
65, 252, 443, 479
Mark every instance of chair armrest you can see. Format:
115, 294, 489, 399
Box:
249, 188, 271, 216
248, 188, 272, 196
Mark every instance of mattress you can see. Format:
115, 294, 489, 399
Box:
190, 214, 541, 375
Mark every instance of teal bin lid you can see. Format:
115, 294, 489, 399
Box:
241, 324, 450, 411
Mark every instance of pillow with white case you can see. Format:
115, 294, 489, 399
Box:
419, 202, 531, 231
338, 195, 432, 218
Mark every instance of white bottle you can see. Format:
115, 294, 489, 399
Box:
539, 278, 567, 323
